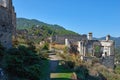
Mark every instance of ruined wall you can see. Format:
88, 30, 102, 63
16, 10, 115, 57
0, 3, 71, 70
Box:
0, 0, 16, 48
53, 35, 87, 44
101, 56, 114, 69
74, 35, 115, 69
100, 40, 114, 56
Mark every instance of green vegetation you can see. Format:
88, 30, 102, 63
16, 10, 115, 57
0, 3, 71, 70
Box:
94, 45, 102, 58
17, 18, 120, 47
115, 65, 120, 74
17, 18, 79, 36
42, 42, 49, 50
51, 63, 73, 80
4, 47, 41, 80
1, 17, 120, 80
55, 46, 120, 80
0, 42, 49, 80
74, 65, 89, 80
51, 73, 72, 80
11, 34, 120, 80
94, 45, 101, 53
115, 46, 120, 62
17, 18, 120, 46
16, 18, 80, 45
0, 43, 5, 60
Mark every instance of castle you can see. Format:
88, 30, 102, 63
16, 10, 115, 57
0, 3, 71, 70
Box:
0, 0, 16, 48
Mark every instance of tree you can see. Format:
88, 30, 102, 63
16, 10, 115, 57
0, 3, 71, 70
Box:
3, 46, 42, 80
115, 47, 120, 62
94, 45, 102, 58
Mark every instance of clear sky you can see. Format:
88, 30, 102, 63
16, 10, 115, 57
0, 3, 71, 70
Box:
13, 0, 120, 37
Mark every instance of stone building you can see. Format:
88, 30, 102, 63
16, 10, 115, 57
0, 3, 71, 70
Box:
0, 0, 16, 48
65, 33, 115, 68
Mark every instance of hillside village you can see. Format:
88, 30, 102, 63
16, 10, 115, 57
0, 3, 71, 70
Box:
0, 0, 120, 80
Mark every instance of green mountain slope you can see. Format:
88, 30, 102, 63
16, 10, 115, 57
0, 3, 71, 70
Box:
17, 18, 79, 35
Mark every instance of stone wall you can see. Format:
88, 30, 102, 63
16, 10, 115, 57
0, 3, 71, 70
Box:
0, 0, 16, 48
67, 34, 115, 69
100, 56, 114, 69
53, 35, 87, 44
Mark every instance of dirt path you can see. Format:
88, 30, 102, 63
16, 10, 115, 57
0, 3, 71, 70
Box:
49, 54, 61, 72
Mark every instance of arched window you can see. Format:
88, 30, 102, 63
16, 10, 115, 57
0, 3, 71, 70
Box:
105, 52, 107, 56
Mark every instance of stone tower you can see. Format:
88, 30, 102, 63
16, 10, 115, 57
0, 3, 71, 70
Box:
0, 0, 16, 48
88, 32, 92, 40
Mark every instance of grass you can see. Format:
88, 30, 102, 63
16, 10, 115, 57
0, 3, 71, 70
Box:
50, 62, 73, 80
51, 73, 72, 80
51, 44, 66, 50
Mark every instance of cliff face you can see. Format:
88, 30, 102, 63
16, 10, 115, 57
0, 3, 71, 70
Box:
0, 0, 16, 48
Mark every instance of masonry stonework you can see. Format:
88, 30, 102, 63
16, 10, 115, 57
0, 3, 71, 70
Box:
63, 33, 115, 69
0, 0, 16, 48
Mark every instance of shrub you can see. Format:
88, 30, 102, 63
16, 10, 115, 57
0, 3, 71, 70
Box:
38, 50, 49, 59
92, 58, 99, 65
74, 65, 89, 80
12, 38, 19, 47
3, 46, 42, 80
0, 43, 5, 59
42, 42, 49, 50
24, 64, 42, 80
115, 65, 120, 74
27, 41, 36, 53
65, 61, 75, 69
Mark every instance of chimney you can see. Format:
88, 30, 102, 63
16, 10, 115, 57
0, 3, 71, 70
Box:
106, 35, 110, 41
88, 32, 92, 40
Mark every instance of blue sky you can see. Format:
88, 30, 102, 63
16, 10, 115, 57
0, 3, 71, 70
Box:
13, 0, 120, 37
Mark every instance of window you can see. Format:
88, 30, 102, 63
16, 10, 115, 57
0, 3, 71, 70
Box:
105, 52, 107, 56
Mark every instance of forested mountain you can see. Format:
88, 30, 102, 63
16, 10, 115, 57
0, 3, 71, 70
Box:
17, 18, 79, 35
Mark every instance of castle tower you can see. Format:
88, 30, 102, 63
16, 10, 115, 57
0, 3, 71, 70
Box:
0, 0, 16, 48
88, 32, 92, 40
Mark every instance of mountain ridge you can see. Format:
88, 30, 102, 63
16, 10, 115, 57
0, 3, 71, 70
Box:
17, 18, 67, 30
17, 18, 79, 35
